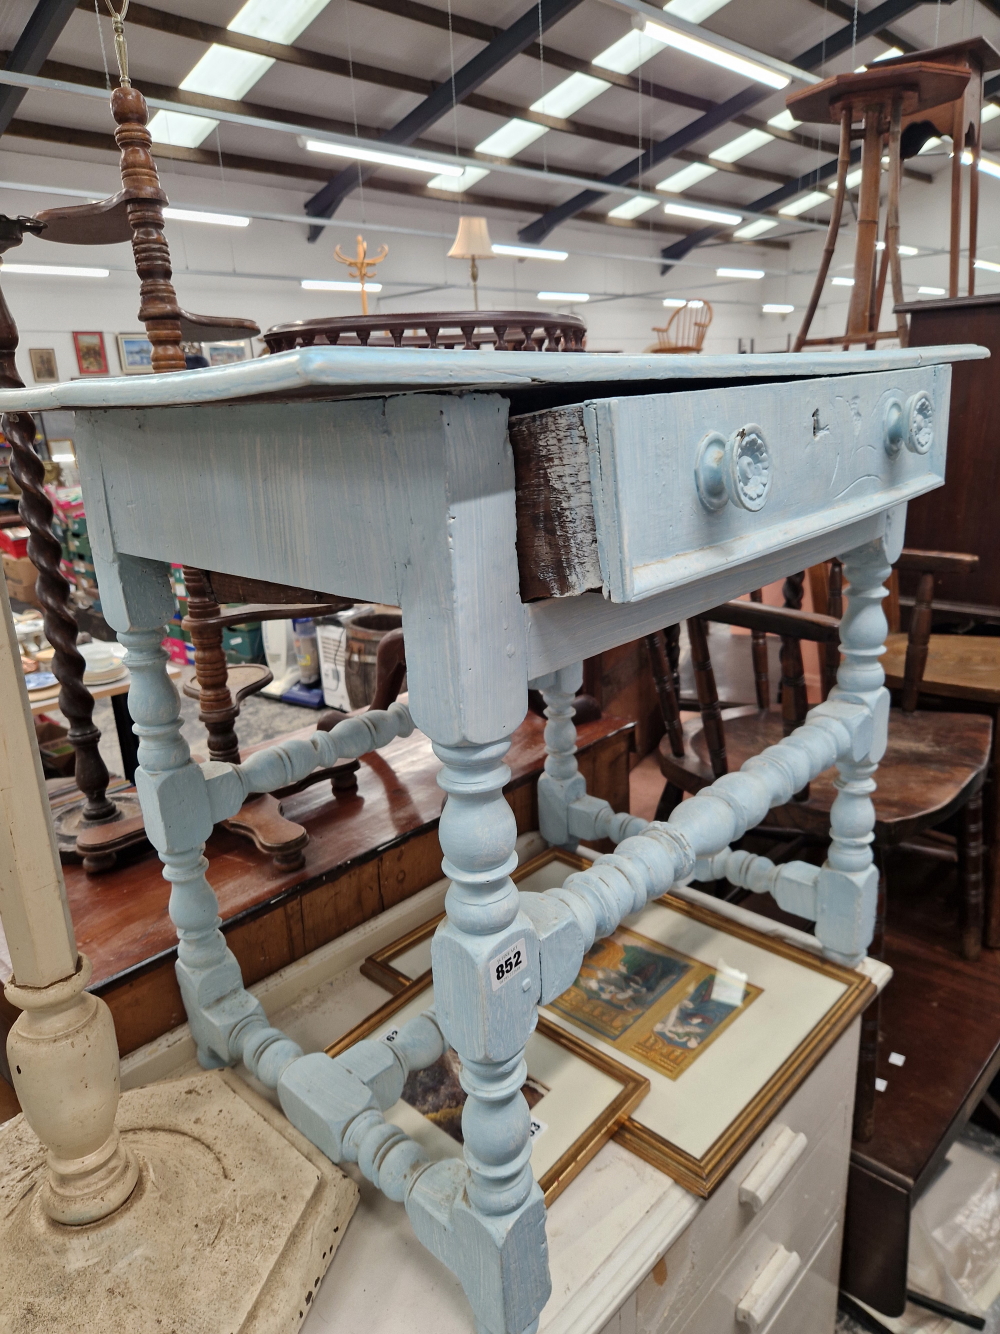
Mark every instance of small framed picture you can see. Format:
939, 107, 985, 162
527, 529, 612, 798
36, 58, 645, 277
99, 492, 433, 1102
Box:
28, 348, 58, 383
364, 851, 875, 1198
116, 333, 153, 375
73, 332, 109, 376
328, 972, 648, 1208
201, 339, 250, 365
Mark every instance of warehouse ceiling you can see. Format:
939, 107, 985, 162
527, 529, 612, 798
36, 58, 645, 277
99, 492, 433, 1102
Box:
0, 0, 997, 263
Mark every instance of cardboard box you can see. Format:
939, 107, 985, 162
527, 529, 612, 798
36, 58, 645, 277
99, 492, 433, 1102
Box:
3, 552, 39, 607
222, 623, 263, 665
0, 526, 30, 559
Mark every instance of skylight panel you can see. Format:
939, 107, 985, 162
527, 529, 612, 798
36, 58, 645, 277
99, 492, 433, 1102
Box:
767, 109, 801, 131
427, 166, 491, 192
827, 168, 863, 190
476, 120, 548, 158
664, 0, 733, 20
709, 128, 774, 163
779, 190, 829, 216
982, 104, 1000, 123
655, 162, 718, 193
608, 197, 659, 219
149, 0, 334, 149
592, 29, 667, 74
733, 218, 777, 238
530, 73, 609, 119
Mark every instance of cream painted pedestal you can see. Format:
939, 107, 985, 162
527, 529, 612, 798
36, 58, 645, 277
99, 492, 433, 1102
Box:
116, 833, 887, 1334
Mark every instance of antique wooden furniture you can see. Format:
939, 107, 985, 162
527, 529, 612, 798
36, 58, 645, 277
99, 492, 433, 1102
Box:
788, 60, 970, 350
0, 215, 147, 870
652, 579, 992, 962
0, 333, 979, 1334
262, 311, 587, 352
878, 38, 1000, 298
651, 300, 713, 353
880, 549, 1000, 949
334, 234, 389, 315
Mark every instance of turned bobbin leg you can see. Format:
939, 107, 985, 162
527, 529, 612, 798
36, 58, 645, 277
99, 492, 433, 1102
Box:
534, 662, 586, 850
431, 739, 547, 1334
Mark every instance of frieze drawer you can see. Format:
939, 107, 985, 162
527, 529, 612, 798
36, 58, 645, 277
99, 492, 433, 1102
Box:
509, 365, 949, 604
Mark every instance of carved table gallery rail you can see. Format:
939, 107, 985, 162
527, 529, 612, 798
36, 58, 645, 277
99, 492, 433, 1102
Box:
0, 342, 982, 1334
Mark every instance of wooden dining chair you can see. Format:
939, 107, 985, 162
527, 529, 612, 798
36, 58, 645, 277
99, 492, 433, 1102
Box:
649, 569, 992, 965
877, 549, 1000, 950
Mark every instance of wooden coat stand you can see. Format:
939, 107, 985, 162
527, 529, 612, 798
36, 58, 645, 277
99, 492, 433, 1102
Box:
789, 61, 970, 351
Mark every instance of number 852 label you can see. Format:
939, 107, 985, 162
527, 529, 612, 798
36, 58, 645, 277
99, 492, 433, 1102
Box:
489, 937, 527, 992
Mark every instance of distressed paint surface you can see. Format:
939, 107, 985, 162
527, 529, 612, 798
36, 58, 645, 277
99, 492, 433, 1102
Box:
586, 366, 950, 603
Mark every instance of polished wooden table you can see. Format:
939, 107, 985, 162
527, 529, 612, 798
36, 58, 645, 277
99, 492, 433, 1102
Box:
0, 343, 981, 1334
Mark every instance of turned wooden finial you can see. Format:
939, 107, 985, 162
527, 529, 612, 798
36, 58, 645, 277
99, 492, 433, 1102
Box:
110, 84, 185, 372
100, 2, 184, 372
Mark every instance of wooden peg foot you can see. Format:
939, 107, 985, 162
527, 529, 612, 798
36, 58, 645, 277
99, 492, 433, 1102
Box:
222, 793, 309, 871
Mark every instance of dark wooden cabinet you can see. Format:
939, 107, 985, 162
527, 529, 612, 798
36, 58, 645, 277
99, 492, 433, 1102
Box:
898, 294, 1000, 617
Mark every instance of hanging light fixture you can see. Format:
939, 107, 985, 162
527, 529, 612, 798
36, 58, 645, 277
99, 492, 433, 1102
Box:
448, 216, 494, 310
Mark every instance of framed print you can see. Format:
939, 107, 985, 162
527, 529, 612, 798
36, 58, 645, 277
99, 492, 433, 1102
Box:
363, 852, 875, 1199
116, 333, 153, 375
201, 339, 250, 365
327, 972, 648, 1207
361, 847, 591, 993
28, 348, 58, 383
73, 332, 108, 376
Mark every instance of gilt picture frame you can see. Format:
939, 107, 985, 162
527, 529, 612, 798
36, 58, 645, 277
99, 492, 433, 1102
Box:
327, 970, 648, 1207
362, 850, 875, 1198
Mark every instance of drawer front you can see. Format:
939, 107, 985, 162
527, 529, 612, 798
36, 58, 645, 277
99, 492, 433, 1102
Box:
587, 365, 949, 602
635, 1022, 858, 1334
758, 1221, 840, 1334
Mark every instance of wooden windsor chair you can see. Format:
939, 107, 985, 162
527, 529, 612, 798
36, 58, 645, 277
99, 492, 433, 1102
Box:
648, 566, 992, 964
876, 549, 1000, 950
649, 300, 713, 354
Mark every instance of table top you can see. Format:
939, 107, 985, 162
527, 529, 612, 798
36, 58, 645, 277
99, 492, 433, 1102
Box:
0, 344, 985, 413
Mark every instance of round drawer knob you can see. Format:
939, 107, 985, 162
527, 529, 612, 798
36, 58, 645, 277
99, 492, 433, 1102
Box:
906, 390, 933, 454
883, 398, 905, 456
695, 424, 772, 513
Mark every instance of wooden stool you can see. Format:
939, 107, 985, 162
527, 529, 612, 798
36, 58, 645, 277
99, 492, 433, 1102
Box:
878, 38, 1000, 297
788, 60, 970, 351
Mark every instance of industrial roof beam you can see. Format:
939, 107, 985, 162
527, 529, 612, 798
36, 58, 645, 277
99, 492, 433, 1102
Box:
0, 0, 79, 135
303, 0, 586, 235
516, 0, 952, 245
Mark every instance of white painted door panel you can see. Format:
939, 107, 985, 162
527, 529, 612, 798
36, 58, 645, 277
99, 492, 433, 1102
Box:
586, 365, 949, 602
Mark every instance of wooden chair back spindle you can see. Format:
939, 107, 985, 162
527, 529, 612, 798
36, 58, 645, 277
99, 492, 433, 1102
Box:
687, 615, 728, 778
749, 589, 771, 710
646, 630, 685, 759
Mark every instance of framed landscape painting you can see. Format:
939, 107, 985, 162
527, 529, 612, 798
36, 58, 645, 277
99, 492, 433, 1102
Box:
116, 334, 153, 375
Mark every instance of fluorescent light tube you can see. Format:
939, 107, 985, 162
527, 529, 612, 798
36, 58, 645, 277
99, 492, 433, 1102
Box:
734, 218, 778, 239
831, 276, 854, 286
608, 197, 658, 219
492, 243, 567, 260
301, 279, 383, 292
3, 263, 108, 277
918, 285, 945, 295
762, 303, 794, 313
976, 154, 1000, 179
974, 258, 1000, 272
538, 290, 589, 302
709, 128, 774, 163
641, 19, 790, 89
664, 201, 742, 224
304, 139, 464, 176
163, 207, 250, 227
779, 190, 828, 216
982, 103, 1000, 123
662, 297, 688, 307
655, 162, 718, 194
716, 267, 764, 279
